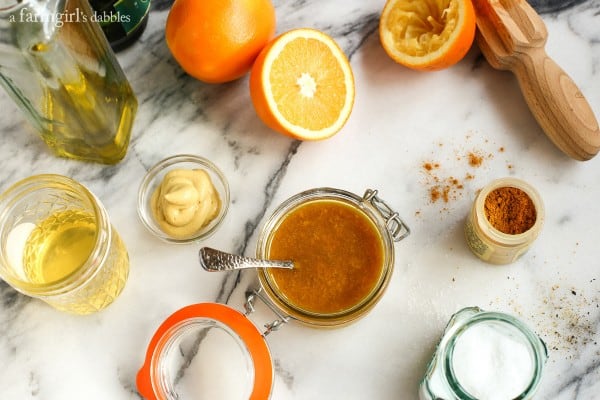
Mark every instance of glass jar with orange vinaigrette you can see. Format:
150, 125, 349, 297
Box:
136, 188, 410, 399
256, 187, 410, 328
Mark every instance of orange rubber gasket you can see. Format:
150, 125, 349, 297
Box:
137, 303, 273, 400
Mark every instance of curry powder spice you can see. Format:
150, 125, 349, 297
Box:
484, 187, 536, 234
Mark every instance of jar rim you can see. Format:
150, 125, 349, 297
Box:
256, 187, 397, 327
475, 177, 545, 244
442, 309, 548, 400
153, 319, 255, 400
0, 174, 110, 295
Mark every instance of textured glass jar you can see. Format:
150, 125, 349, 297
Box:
0, 0, 137, 164
256, 188, 410, 328
420, 307, 548, 400
465, 177, 544, 264
0, 174, 129, 314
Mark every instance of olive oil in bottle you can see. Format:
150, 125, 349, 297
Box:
39, 63, 137, 164
0, 0, 137, 164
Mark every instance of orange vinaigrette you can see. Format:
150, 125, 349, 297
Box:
266, 199, 384, 314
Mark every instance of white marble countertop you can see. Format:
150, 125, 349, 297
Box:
1, 0, 600, 399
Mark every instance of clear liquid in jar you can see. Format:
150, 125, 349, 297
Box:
23, 210, 96, 284
22, 209, 129, 314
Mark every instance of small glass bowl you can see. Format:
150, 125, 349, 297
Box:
137, 155, 230, 244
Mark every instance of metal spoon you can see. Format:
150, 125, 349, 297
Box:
199, 247, 294, 272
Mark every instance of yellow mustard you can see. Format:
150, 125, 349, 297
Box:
150, 169, 221, 238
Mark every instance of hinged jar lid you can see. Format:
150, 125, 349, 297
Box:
136, 303, 273, 400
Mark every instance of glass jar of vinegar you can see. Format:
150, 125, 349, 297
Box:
0, 174, 129, 314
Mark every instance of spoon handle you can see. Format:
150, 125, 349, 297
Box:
199, 247, 294, 272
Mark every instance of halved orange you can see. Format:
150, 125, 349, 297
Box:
379, 0, 476, 71
249, 28, 355, 141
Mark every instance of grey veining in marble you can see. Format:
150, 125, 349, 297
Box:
527, 0, 590, 13
1, 0, 600, 399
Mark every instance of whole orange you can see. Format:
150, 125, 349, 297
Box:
165, 0, 276, 84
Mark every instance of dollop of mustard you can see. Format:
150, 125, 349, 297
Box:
150, 169, 221, 238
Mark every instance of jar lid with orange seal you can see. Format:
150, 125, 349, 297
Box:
136, 302, 274, 400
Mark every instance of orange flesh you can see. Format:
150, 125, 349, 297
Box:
269, 37, 347, 131
379, 0, 476, 71
267, 200, 384, 314
385, 0, 457, 56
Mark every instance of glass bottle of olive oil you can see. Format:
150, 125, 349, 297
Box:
0, 0, 137, 164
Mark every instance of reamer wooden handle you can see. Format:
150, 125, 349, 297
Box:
512, 48, 600, 161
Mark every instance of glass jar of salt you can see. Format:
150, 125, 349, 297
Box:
419, 307, 548, 400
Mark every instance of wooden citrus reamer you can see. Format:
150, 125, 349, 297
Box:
473, 0, 600, 161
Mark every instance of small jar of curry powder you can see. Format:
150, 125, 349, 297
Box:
465, 178, 544, 264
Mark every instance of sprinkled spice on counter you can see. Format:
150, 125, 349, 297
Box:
484, 187, 536, 234
416, 135, 516, 219
421, 161, 465, 204
468, 152, 484, 167
421, 145, 493, 205
494, 281, 600, 361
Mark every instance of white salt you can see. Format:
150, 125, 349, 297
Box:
452, 321, 535, 400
